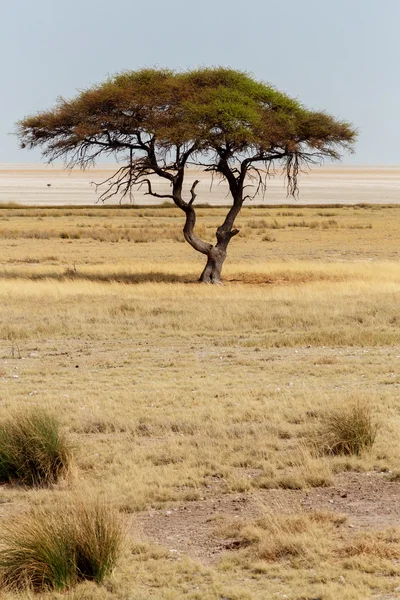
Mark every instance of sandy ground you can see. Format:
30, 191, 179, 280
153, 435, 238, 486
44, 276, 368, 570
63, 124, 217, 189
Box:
1, 164, 400, 206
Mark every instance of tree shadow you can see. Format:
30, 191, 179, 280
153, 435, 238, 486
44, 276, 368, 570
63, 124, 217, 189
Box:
0, 269, 194, 285
64, 270, 194, 284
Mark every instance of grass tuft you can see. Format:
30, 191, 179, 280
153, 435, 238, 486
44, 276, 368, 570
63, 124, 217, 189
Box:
0, 498, 123, 591
0, 409, 73, 486
318, 398, 379, 456
217, 510, 346, 566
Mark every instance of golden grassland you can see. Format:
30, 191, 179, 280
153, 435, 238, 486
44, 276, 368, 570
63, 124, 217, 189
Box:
1, 204, 400, 599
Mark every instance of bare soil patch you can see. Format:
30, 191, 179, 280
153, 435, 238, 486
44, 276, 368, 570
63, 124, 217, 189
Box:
133, 472, 400, 565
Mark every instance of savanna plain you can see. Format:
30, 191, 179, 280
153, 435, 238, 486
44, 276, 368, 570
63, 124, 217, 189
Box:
1, 199, 400, 600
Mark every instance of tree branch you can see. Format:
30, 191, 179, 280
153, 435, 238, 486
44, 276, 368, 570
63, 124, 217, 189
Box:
138, 178, 174, 200
188, 179, 200, 205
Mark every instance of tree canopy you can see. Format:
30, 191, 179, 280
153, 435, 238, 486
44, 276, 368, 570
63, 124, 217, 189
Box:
17, 67, 356, 282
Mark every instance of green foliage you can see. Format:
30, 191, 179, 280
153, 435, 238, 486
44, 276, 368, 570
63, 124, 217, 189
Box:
17, 67, 356, 163
0, 499, 123, 591
319, 398, 379, 456
0, 409, 73, 486
17, 66, 356, 215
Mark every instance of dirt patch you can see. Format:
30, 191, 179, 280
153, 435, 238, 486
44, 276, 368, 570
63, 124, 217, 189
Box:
301, 471, 400, 530
132, 472, 400, 565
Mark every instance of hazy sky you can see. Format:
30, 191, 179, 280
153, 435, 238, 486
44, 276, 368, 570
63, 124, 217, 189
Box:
2, 0, 400, 164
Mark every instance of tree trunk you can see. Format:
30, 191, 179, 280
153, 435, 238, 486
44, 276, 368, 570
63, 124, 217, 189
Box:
199, 246, 227, 284
173, 178, 241, 284
198, 227, 239, 284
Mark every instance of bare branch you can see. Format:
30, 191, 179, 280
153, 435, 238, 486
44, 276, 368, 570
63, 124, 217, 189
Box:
138, 178, 174, 200
188, 180, 200, 205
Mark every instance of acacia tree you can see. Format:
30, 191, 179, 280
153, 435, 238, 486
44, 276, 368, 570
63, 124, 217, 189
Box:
18, 68, 356, 283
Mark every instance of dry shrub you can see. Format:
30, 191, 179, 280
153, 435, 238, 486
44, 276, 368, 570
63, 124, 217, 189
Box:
0, 498, 123, 592
247, 219, 270, 229
267, 219, 285, 229
0, 409, 73, 486
317, 398, 379, 456
261, 233, 276, 242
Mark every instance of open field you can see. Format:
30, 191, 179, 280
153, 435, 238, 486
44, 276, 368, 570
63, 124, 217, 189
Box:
0, 204, 400, 599
2, 164, 400, 206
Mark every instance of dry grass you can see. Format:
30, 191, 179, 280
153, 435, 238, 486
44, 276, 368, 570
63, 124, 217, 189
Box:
217, 509, 347, 564
217, 508, 400, 597
0, 267, 400, 350
0, 205, 399, 598
317, 397, 379, 456
0, 498, 123, 592
0, 409, 73, 486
